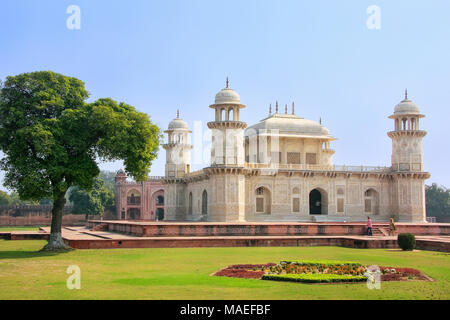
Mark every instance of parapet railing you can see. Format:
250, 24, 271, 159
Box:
244, 163, 391, 172
187, 170, 207, 177
118, 176, 165, 184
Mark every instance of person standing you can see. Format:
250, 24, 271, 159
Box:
366, 217, 373, 236
389, 218, 397, 236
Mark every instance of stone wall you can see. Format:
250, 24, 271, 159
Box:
0, 205, 116, 226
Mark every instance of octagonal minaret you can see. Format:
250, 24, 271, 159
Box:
388, 90, 430, 222
205, 79, 247, 222
388, 90, 426, 172
208, 78, 247, 166
163, 110, 193, 178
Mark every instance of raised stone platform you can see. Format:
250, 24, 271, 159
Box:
35, 226, 450, 252
4, 221, 450, 252
87, 220, 450, 237
0, 230, 49, 240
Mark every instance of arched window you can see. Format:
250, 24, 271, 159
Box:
188, 192, 193, 215
127, 190, 141, 205
255, 187, 271, 214
336, 187, 345, 213
228, 108, 234, 121
292, 187, 300, 213
364, 188, 379, 215
202, 190, 208, 215
221, 109, 226, 122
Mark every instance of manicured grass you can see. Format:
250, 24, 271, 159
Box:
0, 240, 449, 300
0, 226, 41, 232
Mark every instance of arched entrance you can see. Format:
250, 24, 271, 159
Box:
151, 189, 164, 221
127, 208, 141, 220
255, 187, 271, 214
309, 188, 328, 215
202, 190, 208, 215
364, 189, 379, 215
156, 208, 164, 221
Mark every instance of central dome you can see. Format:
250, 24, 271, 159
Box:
215, 88, 241, 105
246, 113, 334, 139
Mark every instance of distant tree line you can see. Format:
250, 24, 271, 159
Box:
426, 183, 450, 221
0, 170, 116, 216
0, 189, 52, 206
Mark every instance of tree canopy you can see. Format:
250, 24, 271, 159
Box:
69, 177, 114, 217
426, 183, 450, 221
0, 190, 12, 205
0, 71, 161, 250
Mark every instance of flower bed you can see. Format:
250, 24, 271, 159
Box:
379, 266, 429, 281
264, 261, 366, 276
213, 260, 430, 283
213, 264, 275, 279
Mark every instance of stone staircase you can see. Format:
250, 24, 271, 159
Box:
372, 226, 389, 236
91, 223, 108, 232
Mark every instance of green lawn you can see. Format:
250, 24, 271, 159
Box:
0, 226, 41, 232
0, 240, 449, 300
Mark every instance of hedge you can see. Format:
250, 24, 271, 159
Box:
262, 274, 367, 283
280, 260, 363, 267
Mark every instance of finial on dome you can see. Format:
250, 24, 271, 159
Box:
285, 104, 288, 114
320, 117, 322, 125
276, 101, 279, 113
292, 102, 295, 115
177, 109, 180, 118
269, 104, 272, 115
405, 89, 408, 100
226, 77, 229, 89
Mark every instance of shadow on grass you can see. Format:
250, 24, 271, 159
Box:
0, 248, 74, 260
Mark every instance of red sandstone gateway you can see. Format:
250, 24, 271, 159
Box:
115, 170, 165, 221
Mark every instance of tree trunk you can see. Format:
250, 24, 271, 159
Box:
42, 190, 70, 251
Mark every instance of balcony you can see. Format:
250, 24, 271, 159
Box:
127, 197, 141, 206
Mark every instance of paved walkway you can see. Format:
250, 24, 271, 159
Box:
3, 226, 449, 252
37, 227, 450, 243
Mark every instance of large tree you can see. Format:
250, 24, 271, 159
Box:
0, 71, 160, 250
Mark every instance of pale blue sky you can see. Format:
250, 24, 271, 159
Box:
1, 0, 449, 191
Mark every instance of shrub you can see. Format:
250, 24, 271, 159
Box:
397, 233, 416, 251
262, 274, 367, 283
